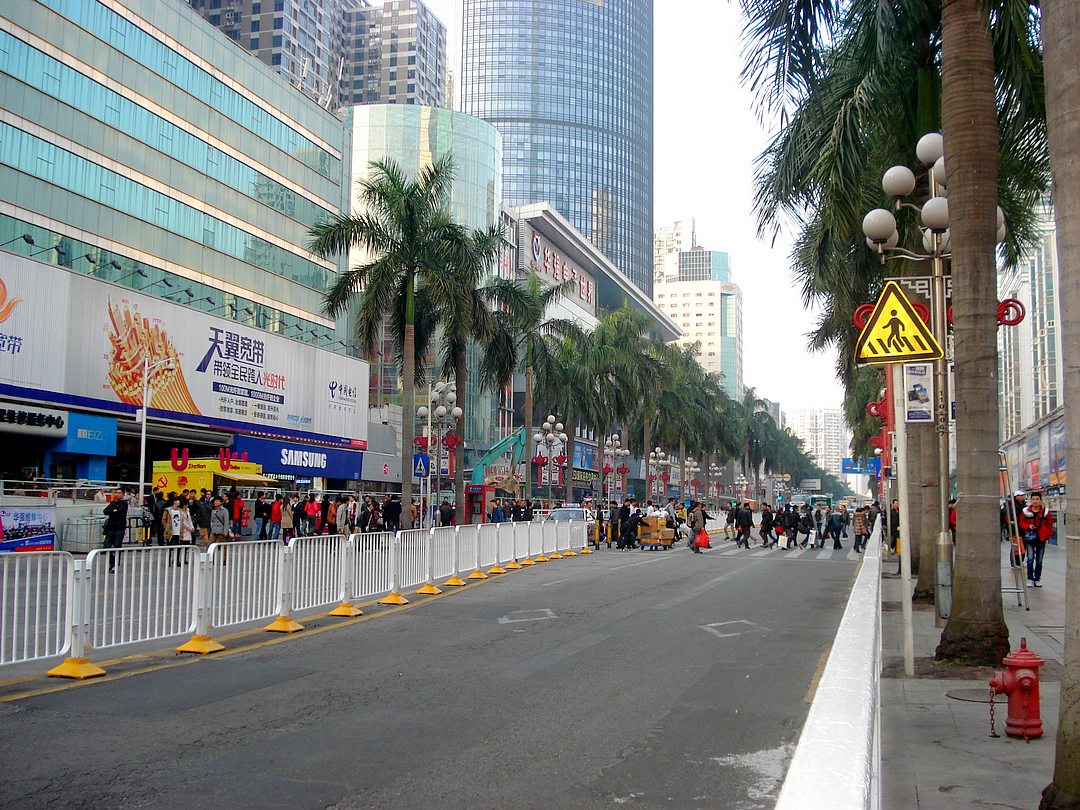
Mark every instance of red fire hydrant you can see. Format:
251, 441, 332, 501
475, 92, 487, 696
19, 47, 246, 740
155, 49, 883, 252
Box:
988, 637, 1045, 740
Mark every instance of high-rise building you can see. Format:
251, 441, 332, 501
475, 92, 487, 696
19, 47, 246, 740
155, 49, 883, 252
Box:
792, 409, 849, 480
653, 219, 696, 283
187, 0, 446, 109
998, 202, 1066, 503
653, 248, 743, 399
460, 0, 654, 296
0, 0, 377, 487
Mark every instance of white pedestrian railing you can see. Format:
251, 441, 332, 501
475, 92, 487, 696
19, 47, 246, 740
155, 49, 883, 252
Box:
1, 551, 73, 666
1, 519, 591, 678
86, 545, 199, 650
775, 519, 883, 810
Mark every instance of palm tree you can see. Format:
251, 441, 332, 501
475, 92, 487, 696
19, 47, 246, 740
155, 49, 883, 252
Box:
1040, 2, 1080, 804
309, 156, 463, 509
478, 269, 576, 500
934, 0, 1010, 665
426, 225, 504, 520
731, 388, 773, 497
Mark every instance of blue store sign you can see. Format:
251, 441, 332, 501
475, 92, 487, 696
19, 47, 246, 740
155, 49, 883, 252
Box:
232, 435, 362, 480
51, 412, 117, 456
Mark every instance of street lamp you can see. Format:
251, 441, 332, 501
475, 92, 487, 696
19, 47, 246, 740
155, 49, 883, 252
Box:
416, 382, 461, 528
735, 474, 749, 504
863, 131, 1007, 623
602, 434, 628, 507
648, 447, 668, 502
137, 355, 177, 504
533, 416, 567, 510
686, 459, 701, 501
709, 462, 722, 509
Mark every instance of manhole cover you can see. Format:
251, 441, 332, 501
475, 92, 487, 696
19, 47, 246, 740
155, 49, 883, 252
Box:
946, 688, 993, 703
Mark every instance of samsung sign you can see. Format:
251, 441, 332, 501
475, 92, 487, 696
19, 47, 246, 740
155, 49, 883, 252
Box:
233, 436, 362, 480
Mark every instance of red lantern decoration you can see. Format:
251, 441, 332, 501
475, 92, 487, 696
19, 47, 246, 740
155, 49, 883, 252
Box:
603, 464, 614, 476
532, 454, 548, 467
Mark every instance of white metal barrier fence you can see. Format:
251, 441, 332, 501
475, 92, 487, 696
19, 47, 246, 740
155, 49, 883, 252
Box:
1, 520, 591, 678
1, 551, 73, 666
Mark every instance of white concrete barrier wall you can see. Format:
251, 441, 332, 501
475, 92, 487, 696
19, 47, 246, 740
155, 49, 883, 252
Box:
775, 520, 882, 810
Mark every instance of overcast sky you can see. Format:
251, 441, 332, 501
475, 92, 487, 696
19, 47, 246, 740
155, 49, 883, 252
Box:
416, 0, 846, 417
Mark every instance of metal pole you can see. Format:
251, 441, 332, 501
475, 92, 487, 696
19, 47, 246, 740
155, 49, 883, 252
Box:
892, 364, 916, 677
138, 357, 149, 504
930, 172, 953, 624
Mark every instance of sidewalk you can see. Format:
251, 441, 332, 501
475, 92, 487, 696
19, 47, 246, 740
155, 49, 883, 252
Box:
881, 542, 1066, 809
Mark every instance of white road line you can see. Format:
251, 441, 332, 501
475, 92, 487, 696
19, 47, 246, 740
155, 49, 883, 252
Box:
720, 547, 743, 556
609, 555, 675, 571
846, 551, 862, 561
751, 549, 772, 557
815, 549, 834, 561
785, 548, 806, 559
541, 578, 569, 587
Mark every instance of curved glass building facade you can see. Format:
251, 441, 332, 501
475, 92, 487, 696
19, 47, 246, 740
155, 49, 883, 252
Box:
460, 0, 654, 296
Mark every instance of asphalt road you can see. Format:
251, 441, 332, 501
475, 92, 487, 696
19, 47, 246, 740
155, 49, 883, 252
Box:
0, 534, 858, 810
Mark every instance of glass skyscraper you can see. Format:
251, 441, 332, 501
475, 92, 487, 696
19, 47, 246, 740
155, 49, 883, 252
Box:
460, 0, 654, 296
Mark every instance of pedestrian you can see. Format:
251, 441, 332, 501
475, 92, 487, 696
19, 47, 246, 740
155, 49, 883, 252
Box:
327, 495, 341, 535
438, 498, 454, 527
383, 495, 402, 533
490, 498, 505, 524
852, 506, 868, 553
725, 501, 738, 539
253, 492, 269, 540
209, 497, 230, 544
409, 498, 419, 528
196, 492, 212, 548
1019, 491, 1054, 588
343, 495, 359, 534
102, 486, 128, 572
293, 495, 308, 538
303, 494, 320, 536
229, 488, 245, 538
179, 500, 195, 547
889, 498, 900, 553
735, 501, 753, 548
153, 488, 168, 548
687, 500, 706, 553
826, 506, 845, 550
269, 494, 283, 541
162, 497, 184, 565
759, 503, 776, 548
948, 498, 957, 544
280, 494, 294, 542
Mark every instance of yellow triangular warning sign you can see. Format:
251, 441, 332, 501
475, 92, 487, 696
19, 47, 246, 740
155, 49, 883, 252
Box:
854, 280, 943, 365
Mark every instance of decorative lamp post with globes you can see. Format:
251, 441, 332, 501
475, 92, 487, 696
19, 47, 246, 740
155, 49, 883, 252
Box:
533, 416, 567, 511
709, 462, 722, 509
861, 131, 1017, 625
602, 434, 630, 507
415, 382, 461, 529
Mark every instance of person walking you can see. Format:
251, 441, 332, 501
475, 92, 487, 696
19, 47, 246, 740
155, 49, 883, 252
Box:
826, 505, 846, 550
304, 494, 320, 536
889, 498, 901, 554
253, 492, 269, 541
725, 502, 738, 539
195, 492, 212, 548
229, 488, 245, 538
1019, 491, 1055, 587
735, 502, 754, 548
280, 494, 294, 542
687, 500, 706, 553
759, 504, 776, 548
438, 499, 454, 527
852, 506, 869, 553
326, 495, 341, 535
490, 499, 505, 524
162, 497, 184, 566
102, 487, 128, 572
383, 495, 402, 533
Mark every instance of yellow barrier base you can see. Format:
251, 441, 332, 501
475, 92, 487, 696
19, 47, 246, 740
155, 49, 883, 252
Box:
416, 583, 442, 595
520, 557, 536, 566
443, 575, 467, 587
534, 555, 549, 563
486, 565, 506, 575
176, 634, 225, 655
328, 602, 363, 617
378, 592, 410, 606
264, 615, 304, 633
579, 546, 593, 554
505, 560, 523, 570
468, 569, 489, 580
46, 657, 106, 680
562, 548, 577, 556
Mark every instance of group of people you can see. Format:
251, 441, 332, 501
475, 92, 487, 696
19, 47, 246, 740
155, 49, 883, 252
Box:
725, 500, 880, 554
595, 497, 710, 551
486, 499, 538, 524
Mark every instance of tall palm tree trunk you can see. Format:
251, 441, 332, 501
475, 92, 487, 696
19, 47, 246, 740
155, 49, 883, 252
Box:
913, 424, 937, 600
680, 438, 687, 502
524, 360, 535, 501
454, 348, 467, 523
400, 276, 416, 513
1041, 2, 1080, 804
935, 0, 1009, 664
564, 411, 576, 506
642, 404, 653, 502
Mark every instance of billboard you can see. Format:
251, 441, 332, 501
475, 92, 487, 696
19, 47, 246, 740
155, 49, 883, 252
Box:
0, 505, 56, 552
0, 255, 367, 447
799, 479, 822, 491
902, 363, 934, 422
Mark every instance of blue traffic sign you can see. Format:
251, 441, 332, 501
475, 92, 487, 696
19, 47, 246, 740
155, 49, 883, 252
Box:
842, 457, 882, 475
413, 453, 430, 478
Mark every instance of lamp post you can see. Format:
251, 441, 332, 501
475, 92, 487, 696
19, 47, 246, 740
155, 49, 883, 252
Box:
533, 416, 567, 511
735, 474, 748, 504
686, 459, 701, 501
602, 434, 628, 507
709, 462, 722, 509
862, 132, 1008, 624
138, 355, 177, 504
416, 382, 461, 529
648, 447, 667, 502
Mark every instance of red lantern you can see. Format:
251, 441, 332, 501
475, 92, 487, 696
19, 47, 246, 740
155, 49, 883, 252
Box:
532, 454, 548, 467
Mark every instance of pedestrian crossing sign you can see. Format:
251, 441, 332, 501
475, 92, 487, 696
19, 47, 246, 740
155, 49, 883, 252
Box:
413, 453, 429, 478
854, 280, 943, 365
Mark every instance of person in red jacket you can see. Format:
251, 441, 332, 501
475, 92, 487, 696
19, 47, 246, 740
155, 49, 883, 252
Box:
229, 489, 245, 537
1018, 491, 1054, 587
270, 495, 283, 541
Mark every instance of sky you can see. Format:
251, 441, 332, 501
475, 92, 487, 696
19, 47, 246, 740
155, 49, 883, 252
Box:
417, 0, 846, 416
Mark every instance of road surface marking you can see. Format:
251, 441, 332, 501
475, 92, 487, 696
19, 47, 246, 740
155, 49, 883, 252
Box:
698, 619, 770, 640
785, 548, 806, 558
609, 555, 674, 571
816, 549, 834, 561
541, 578, 569, 587
498, 609, 557, 624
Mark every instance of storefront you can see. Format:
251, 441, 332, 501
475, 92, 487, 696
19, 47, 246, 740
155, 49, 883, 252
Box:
0, 253, 369, 487
231, 435, 364, 493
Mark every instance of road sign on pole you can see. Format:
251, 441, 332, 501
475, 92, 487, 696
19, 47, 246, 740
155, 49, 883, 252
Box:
413, 453, 429, 478
854, 280, 944, 365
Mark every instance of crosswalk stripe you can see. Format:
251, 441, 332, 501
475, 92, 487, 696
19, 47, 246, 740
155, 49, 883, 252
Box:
751, 549, 772, 557
846, 550, 862, 561
785, 548, 806, 558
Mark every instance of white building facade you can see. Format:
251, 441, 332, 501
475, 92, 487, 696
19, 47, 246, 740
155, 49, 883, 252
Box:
792, 408, 848, 480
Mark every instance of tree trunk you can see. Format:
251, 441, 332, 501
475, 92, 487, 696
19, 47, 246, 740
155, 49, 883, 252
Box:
680, 437, 687, 502
1040, 1, 1080, 805
642, 404, 653, 502
524, 361, 534, 501
454, 348, 467, 523
913, 423, 937, 601
934, 0, 1009, 665
564, 411, 576, 506
400, 274, 415, 512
